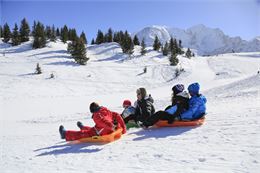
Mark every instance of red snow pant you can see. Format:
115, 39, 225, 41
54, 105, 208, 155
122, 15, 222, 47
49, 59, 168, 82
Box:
65, 126, 97, 141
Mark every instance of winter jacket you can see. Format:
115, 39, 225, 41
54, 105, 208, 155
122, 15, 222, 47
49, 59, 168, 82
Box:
93, 107, 126, 135
180, 94, 207, 120
135, 96, 155, 122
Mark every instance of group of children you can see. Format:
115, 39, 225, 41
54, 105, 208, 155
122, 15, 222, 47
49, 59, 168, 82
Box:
59, 82, 207, 141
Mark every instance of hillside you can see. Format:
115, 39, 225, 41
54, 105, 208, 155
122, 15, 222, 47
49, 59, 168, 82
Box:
0, 40, 260, 173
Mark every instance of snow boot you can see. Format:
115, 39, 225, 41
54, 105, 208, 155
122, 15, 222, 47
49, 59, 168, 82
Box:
77, 121, 84, 130
59, 125, 66, 139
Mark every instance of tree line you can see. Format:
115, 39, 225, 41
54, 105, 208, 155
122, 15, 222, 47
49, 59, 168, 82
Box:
0, 18, 194, 66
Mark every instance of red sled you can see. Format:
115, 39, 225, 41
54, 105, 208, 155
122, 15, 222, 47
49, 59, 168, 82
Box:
155, 117, 205, 127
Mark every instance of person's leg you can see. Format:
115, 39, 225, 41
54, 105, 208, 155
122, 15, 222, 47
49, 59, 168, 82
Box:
144, 111, 169, 127
65, 128, 96, 141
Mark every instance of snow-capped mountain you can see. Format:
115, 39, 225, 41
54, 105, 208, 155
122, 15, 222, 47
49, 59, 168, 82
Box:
134, 24, 260, 55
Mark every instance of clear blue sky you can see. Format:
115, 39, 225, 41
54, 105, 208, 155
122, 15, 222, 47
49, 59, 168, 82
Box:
1, 0, 259, 41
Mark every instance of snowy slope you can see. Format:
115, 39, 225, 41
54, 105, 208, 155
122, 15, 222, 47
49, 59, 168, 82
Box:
0, 40, 260, 173
134, 25, 260, 55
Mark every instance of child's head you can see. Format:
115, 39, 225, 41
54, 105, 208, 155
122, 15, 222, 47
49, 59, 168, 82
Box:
89, 102, 101, 113
188, 83, 200, 96
172, 84, 184, 97
122, 100, 131, 108
136, 88, 147, 100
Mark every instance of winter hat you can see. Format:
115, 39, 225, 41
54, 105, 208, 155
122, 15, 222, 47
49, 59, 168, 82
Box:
123, 100, 132, 108
136, 88, 147, 98
188, 82, 200, 95
89, 102, 101, 113
172, 84, 185, 96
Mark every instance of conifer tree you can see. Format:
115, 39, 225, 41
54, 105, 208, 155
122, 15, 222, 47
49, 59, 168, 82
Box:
91, 38, 95, 45
0, 25, 2, 38
69, 37, 89, 65
95, 30, 104, 44
121, 31, 134, 55
50, 25, 56, 42
105, 28, 113, 42
32, 21, 46, 48
80, 31, 87, 44
60, 25, 69, 43
169, 53, 179, 66
11, 23, 21, 46
178, 40, 182, 48
133, 35, 140, 45
153, 35, 161, 51
140, 38, 147, 55
32, 21, 37, 36
2, 23, 11, 43
68, 28, 77, 41
56, 28, 60, 37
185, 48, 192, 58
162, 41, 169, 56
35, 63, 42, 74
45, 26, 52, 40
19, 18, 30, 42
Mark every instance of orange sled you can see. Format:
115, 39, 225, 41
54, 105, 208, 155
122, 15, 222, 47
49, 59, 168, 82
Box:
155, 117, 205, 127
71, 128, 123, 144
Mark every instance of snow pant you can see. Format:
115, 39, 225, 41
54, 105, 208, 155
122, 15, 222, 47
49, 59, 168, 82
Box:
144, 111, 177, 127
65, 126, 97, 141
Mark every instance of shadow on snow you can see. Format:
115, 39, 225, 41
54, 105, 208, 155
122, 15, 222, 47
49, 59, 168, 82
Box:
34, 141, 104, 156
129, 126, 197, 141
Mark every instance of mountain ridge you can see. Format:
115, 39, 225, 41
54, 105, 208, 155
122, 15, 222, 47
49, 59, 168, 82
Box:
134, 24, 260, 55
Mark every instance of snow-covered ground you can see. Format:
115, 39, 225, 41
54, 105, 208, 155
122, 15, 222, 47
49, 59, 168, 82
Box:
0, 40, 260, 173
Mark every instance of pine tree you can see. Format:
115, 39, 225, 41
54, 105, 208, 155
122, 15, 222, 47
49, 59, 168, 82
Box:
35, 63, 42, 74
69, 38, 89, 65
80, 31, 87, 44
121, 31, 134, 55
32, 21, 46, 49
95, 30, 104, 44
68, 28, 78, 41
45, 26, 52, 40
91, 38, 95, 45
133, 35, 140, 45
19, 18, 30, 42
185, 48, 192, 58
56, 28, 60, 37
169, 53, 179, 66
11, 23, 21, 46
2, 23, 11, 43
162, 42, 169, 56
105, 28, 113, 42
60, 25, 69, 43
140, 38, 147, 55
153, 35, 161, 51
32, 21, 37, 36
178, 40, 182, 48
0, 25, 2, 38
50, 25, 56, 42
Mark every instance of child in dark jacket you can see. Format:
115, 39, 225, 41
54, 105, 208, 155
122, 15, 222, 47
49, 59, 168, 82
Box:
135, 88, 155, 123
142, 84, 189, 127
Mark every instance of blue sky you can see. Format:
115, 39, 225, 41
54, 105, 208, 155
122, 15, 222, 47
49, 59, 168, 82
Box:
1, 0, 259, 41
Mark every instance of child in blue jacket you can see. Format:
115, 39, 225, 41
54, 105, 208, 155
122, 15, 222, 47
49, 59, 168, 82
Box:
180, 82, 207, 120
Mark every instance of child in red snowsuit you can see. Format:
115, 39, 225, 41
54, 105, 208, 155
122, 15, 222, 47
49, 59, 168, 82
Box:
59, 102, 126, 141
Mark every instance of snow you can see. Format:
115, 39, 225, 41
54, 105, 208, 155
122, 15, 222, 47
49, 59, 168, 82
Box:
1, 40, 260, 173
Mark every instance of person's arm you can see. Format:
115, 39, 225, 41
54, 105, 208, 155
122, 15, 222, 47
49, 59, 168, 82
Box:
112, 112, 126, 134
